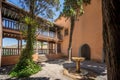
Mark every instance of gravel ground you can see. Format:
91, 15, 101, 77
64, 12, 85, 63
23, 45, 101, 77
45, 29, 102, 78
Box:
0, 59, 72, 80
0, 59, 107, 80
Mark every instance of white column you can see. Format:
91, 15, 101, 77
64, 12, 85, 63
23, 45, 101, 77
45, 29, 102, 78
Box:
0, 0, 2, 67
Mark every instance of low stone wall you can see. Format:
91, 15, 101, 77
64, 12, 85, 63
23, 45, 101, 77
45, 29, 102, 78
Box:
1, 54, 39, 66
46, 54, 64, 60
37, 53, 65, 62
1, 53, 64, 66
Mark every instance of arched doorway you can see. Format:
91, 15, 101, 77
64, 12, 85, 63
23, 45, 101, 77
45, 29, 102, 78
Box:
79, 44, 91, 60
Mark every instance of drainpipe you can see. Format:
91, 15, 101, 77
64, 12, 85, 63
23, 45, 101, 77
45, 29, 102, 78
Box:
0, 0, 2, 67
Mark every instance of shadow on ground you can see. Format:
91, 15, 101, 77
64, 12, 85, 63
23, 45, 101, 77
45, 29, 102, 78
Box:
45, 58, 67, 65
0, 65, 14, 75
63, 60, 107, 76
81, 61, 106, 75
6, 77, 50, 80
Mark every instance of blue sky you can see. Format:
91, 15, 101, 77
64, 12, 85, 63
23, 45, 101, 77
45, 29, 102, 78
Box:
3, 0, 64, 47
8, 0, 64, 21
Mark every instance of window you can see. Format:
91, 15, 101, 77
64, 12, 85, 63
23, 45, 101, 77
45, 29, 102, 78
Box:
64, 28, 68, 36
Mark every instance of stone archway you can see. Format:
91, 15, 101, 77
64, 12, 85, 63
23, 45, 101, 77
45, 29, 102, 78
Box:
79, 44, 91, 60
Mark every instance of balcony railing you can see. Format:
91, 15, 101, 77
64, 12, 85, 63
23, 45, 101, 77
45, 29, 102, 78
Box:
2, 48, 20, 56
2, 18, 63, 41
2, 18, 27, 31
2, 48, 56, 56
38, 49, 56, 54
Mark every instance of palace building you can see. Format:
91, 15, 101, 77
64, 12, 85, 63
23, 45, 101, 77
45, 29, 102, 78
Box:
0, 0, 104, 66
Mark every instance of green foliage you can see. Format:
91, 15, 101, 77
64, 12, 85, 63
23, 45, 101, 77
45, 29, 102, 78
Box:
9, 59, 41, 77
83, 0, 91, 5
62, 0, 91, 18
21, 16, 39, 37
19, 0, 60, 19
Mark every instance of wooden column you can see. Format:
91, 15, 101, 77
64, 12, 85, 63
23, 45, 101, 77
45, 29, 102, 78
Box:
18, 39, 20, 54
55, 43, 57, 54
36, 41, 38, 54
41, 41, 43, 54
55, 28, 58, 39
0, 0, 2, 67
47, 27, 49, 54
18, 35, 22, 55
20, 39, 22, 54
47, 42, 49, 54
55, 28, 58, 54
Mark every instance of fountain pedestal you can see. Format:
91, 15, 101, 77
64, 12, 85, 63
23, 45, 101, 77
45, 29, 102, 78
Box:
72, 57, 85, 73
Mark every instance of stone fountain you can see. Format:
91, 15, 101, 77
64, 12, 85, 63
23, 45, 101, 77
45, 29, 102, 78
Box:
63, 57, 88, 80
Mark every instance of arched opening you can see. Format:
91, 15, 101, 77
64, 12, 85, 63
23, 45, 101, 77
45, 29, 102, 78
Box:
79, 44, 91, 60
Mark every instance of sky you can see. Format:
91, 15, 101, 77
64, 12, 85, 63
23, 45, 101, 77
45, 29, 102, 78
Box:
3, 0, 64, 47
8, 0, 64, 21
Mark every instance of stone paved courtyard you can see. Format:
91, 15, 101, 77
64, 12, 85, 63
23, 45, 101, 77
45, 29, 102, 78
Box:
0, 59, 107, 80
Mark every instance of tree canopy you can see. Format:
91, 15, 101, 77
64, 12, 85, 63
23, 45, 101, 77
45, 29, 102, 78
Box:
62, 0, 91, 18
20, 0, 60, 19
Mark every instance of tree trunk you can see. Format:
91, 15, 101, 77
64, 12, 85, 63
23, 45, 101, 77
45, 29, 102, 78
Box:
68, 16, 75, 61
23, 25, 35, 59
102, 0, 120, 80
19, 0, 36, 60
0, 0, 2, 67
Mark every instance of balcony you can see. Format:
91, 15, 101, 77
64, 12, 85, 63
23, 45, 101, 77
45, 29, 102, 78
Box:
2, 18, 63, 42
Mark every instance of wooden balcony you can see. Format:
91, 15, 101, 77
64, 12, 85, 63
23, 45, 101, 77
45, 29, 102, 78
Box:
2, 1, 63, 42
2, 18, 63, 42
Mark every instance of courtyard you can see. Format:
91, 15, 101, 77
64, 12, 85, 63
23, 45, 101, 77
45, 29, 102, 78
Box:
0, 59, 107, 80
0, 0, 120, 80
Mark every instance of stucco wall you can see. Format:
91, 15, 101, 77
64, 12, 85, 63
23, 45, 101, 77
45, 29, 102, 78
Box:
55, 0, 103, 62
55, 17, 70, 56
73, 0, 103, 61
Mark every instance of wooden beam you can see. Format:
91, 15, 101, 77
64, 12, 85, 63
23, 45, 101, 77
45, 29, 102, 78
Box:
0, 0, 2, 67
3, 28, 21, 34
